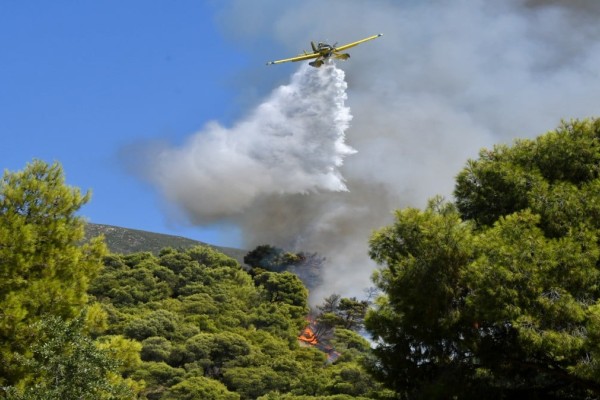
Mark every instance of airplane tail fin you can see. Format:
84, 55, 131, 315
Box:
311, 41, 318, 52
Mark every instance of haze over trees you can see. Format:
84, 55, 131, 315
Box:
0, 160, 388, 399
4, 118, 600, 399
367, 118, 600, 399
244, 244, 326, 291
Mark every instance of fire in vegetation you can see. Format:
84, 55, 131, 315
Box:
298, 318, 340, 362
298, 325, 318, 345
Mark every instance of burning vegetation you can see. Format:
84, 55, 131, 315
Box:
298, 323, 318, 345
245, 245, 372, 364
296, 294, 372, 363
298, 317, 341, 363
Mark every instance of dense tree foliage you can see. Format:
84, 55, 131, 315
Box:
244, 245, 304, 273
245, 245, 325, 291
0, 160, 391, 399
4, 313, 133, 400
0, 161, 108, 388
311, 294, 370, 341
11, 118, 600, 398
89, 245, 389, 399
367, 118, 600, 399
319, 295, 369, 331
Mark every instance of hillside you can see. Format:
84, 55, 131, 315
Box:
85, 223, 247, 263
85, 246, 380, 399
2, 161, 384, 399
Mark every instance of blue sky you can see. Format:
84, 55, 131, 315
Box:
0, 1, 277, 246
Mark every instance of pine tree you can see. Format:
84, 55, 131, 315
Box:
0, 160, 106, 385
367, 119, 600, 398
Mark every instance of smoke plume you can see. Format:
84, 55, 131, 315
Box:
146, 63, 355, 225
143, 0, 600, 303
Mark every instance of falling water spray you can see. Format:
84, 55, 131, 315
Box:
147, 63, 355, 223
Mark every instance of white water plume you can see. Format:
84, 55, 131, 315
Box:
147, 63, 355, 223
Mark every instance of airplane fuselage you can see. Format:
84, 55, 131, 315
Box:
312, 42, 333, 56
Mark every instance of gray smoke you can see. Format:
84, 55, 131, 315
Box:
144, 0, 600, 303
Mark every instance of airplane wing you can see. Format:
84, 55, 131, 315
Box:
267, 52, 319, 65
334, 33, 383, 52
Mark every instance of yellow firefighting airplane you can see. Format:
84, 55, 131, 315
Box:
266, 33, 383, 67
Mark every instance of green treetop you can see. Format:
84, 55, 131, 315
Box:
0, 160, 106, 385
366, 118, 600, 399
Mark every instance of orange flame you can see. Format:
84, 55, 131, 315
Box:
298, 325, 318, 345
298, 318, 341, 363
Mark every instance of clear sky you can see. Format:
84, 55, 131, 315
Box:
1, 1, 271, 247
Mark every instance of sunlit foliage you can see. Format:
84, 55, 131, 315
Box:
367, 118, 600, 398
90, 245, 386, 399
